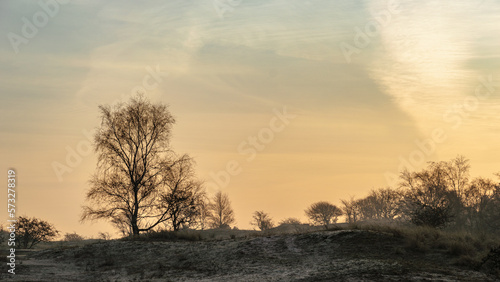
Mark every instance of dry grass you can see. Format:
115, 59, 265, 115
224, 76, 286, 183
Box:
121, 228, 262, 242
14, 223, 499, 281
336, 221, 500, 268
121, 229, 203, 242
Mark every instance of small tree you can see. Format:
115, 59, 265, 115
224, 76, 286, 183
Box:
463, 177, 499, 231
305, 201, 343, 228
208, 191, 235, 229
400, 166, 456, 228
355, 188, 402, 221
250, 211, 274, 231
191, 197, 211, 230
16, 216, 59, 249
341, 197, 360, 224
159, 155, 206, 231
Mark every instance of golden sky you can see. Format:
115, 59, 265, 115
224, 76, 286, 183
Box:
1, 0, 499, 237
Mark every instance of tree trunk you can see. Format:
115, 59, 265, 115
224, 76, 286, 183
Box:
131, 212, 139, 235
131, 220, 139, 235
132, 187, 140, 235
173, 213, 179, 231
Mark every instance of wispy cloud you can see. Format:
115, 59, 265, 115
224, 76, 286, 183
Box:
368, 0, 500, 135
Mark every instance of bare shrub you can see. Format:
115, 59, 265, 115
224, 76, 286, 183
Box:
279, 218, 301, 226
64, 232, 84, 242
16, 216, 59, 249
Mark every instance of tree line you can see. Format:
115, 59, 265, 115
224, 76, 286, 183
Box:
341, 156, 500, 232
248, 156, 500, 233
79, 96, 500, 235
6, 97, 497, 247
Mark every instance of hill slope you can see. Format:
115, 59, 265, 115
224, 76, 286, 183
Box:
3, 229, 498, 281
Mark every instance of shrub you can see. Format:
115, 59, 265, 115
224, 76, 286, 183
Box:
279, 218, 302, 226
64, 232, 85, 242
16, 216, 59, 249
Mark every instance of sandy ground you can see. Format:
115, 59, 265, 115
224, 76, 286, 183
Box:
1, 230, 498, 281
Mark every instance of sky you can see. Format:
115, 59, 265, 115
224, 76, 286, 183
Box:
1, 0, 499, 238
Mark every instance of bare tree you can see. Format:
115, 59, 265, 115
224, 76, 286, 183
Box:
443, 155, 470, 200
251, 211, 274, 231
110, 211, 133, 237
305, 201, 343, 228
341, 197, 360, 223
355, 188, 402, 222
399, 164, 457, 228
396, 156, 500, 231
81, 96, 202, 235
463, 177, 498, 231
208, 191, 235, 229
16, 216, 59, 249
192, 197, 211, 230
159, 155, 205, 231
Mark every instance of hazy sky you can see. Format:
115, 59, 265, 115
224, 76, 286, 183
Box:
1, 0, 499, 237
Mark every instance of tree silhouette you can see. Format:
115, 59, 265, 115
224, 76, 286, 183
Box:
356, 188, 402, 221
16, 216, 59, 249
305, 201, 342, 228
208, 191, 235, 229
251, 211, 274, 231
159, 155, 205, 231
341, 197, 360, 224
399, 162, 457, 228
463, 177, 499, 231
81, 96, 202, 235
